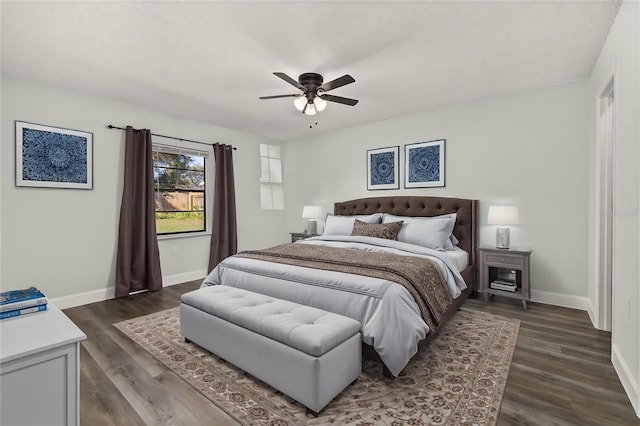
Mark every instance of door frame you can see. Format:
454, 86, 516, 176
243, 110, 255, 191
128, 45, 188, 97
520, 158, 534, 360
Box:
593, 65, 616, 332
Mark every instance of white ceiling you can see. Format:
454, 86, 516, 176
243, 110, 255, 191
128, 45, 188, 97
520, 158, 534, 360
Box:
1, 1, 620, 142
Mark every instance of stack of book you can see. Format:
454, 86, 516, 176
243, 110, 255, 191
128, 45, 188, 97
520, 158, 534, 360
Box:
490, 279, 518, 292
0, 287, 48, 320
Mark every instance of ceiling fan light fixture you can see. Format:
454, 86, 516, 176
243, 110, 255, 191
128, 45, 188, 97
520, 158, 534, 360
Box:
294, 96, 306, 111
314, 96, 327, 112
262, 72, 358, 114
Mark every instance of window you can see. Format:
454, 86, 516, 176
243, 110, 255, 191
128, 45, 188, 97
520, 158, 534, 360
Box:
260, 144, 284, 210
153, 144, 208, 235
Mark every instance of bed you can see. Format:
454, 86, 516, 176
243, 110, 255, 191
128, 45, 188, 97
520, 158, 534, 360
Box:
202, 196, 478, 377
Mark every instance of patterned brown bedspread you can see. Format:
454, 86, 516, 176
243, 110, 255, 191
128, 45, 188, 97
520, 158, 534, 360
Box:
237, 243, 453, 331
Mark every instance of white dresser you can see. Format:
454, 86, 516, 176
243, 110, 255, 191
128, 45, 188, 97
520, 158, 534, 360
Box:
0, 303, 86, 426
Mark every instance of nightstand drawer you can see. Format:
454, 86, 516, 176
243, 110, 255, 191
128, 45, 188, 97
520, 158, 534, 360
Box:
485, 254, 523, 267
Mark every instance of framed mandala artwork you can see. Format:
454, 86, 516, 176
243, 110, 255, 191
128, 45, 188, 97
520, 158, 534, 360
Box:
367, 146, 399, 190
405, 139, 445, 188
16, 121, 93, 189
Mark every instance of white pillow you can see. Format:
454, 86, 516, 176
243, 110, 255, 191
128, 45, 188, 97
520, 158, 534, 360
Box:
437, 213, 458, 249
383, 213, 457, 251
323, 214, 383, 236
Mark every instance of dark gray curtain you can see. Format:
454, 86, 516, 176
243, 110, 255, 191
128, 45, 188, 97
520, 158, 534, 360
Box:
115, 126, 162, 297
208, 144, 237, 272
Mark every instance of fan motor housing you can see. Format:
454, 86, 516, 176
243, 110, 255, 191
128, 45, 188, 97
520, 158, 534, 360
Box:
298, 73, 324, 90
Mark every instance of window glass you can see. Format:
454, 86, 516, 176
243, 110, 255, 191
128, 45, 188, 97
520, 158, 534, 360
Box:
153, 146, 207, 234
259, 143, 284, 210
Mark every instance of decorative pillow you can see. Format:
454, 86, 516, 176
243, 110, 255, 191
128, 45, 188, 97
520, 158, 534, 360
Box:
383, 213, 456, 251
351, 220, 403, 240
323, 214, 383, 236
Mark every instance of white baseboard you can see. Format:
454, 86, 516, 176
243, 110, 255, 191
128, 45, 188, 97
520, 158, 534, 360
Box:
51, 286, 116, 310
54, 275, 588, 311
530, 289, 591, 311
51, 269, 207, 310
612, 343, 640, 417
161, 269, 207, 287
585, 298, 599, 329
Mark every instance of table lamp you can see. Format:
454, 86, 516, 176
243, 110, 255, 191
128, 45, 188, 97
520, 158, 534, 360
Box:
487, 205, 519, 249
302, 205, 323, 235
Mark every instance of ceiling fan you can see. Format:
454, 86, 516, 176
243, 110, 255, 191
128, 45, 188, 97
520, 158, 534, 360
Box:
259, 72, 359, 116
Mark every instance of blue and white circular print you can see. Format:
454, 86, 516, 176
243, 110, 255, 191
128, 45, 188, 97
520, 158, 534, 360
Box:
408, 145, 439, 183
370, 151, 395, 185
22, 128, 88, 183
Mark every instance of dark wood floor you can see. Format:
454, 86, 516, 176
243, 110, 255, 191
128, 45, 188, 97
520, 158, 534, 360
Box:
64, 282, 640, 426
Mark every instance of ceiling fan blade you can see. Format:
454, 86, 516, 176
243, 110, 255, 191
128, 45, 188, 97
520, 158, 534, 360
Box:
320, 94, 359, 106
259, 94, 300, 100
319, 74, 355, 92
273, 72, 305, 90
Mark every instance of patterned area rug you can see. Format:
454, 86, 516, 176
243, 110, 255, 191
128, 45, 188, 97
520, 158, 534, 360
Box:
114, 308, 519, 426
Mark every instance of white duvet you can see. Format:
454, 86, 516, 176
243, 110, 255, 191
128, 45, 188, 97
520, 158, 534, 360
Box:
201, 235, 467, 376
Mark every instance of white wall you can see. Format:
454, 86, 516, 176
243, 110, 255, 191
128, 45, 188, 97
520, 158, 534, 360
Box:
284, 80, 589, 309
0, 77, 3, 292
588, 0, 640, 415
0, 77, 287, 306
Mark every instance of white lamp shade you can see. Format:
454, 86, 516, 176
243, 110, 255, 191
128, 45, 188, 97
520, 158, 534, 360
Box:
302, 205, 323, 219
303, 102, 317, 116
294, 96, 306, 111
487, 206, 520, 225
314, 96, 327, 112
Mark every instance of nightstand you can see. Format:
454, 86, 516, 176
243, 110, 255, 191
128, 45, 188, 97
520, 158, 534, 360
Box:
478, 247, 532, 309
1, 304, 86, 425
290, 232, 319, 243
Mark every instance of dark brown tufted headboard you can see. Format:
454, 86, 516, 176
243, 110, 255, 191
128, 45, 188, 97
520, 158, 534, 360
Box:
334, 196, 478, 288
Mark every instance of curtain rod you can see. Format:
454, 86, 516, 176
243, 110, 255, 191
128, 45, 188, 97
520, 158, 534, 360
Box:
106, 125, 237, 150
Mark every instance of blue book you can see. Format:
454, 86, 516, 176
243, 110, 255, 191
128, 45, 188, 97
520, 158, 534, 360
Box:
1, 287, 46, 304
0, 304, 47, 320
0, 287, 47, 312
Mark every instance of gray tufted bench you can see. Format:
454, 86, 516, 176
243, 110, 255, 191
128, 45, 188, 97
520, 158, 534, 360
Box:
179, 285, 362, 416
